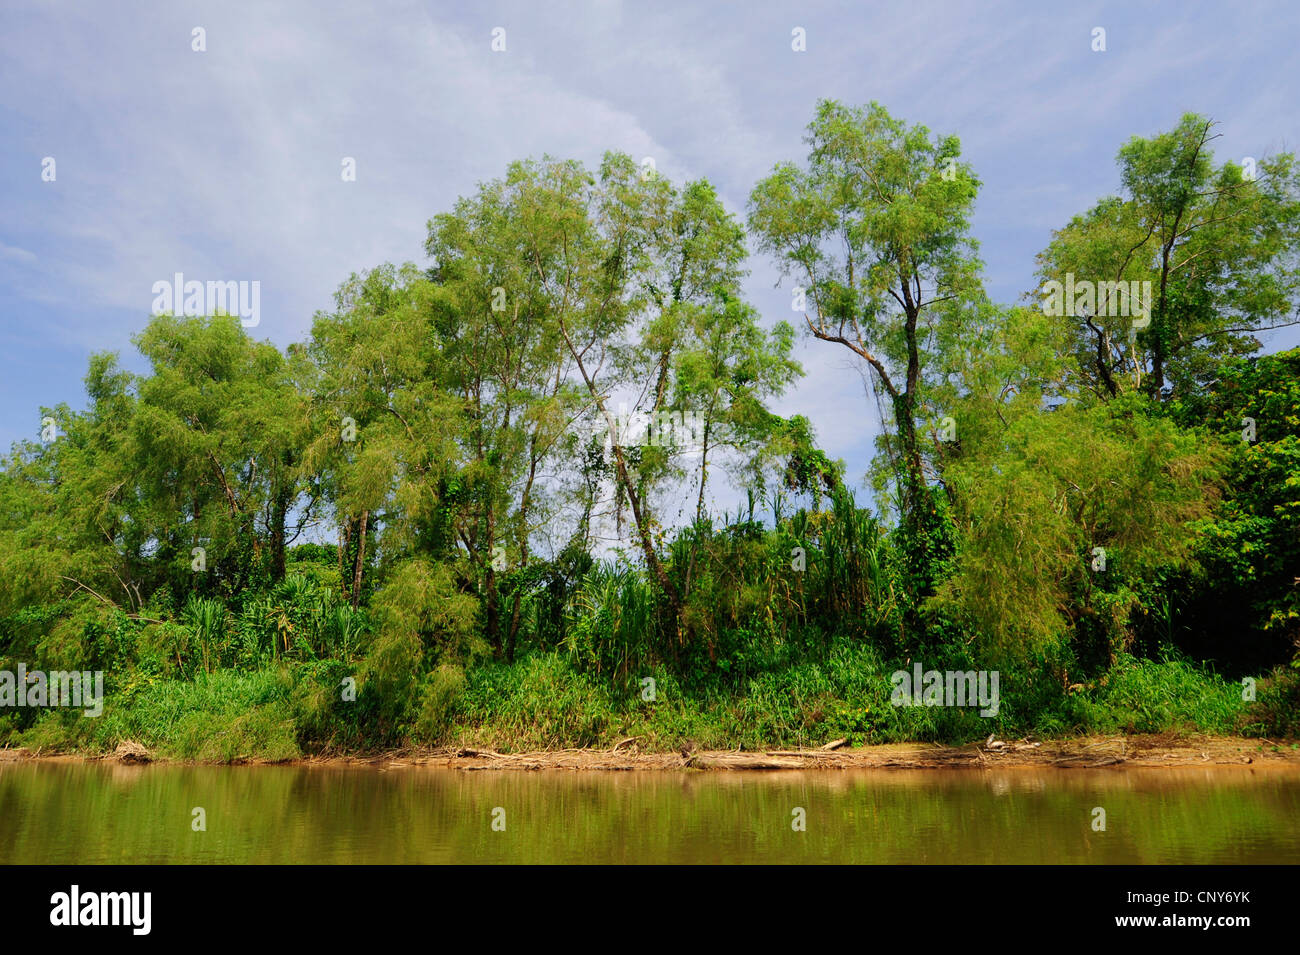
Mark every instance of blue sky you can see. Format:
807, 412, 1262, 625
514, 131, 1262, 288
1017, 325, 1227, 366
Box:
2, 0, 1298, 513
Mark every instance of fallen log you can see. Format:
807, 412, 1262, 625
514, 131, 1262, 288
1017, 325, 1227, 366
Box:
455, 748, 507, 759
765, 750, 838, 758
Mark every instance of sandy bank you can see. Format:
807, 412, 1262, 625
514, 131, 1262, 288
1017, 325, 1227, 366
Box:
5, 733, 1297, 772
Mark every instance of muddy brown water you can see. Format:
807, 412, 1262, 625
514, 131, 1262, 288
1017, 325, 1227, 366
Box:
2, 761, 1298, 864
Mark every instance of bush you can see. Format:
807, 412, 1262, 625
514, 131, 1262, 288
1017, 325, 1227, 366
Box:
1073, 651, 1243, 735
93, 668, 299, 761
1240, 665, 1300, 738
412, 664, 467, 744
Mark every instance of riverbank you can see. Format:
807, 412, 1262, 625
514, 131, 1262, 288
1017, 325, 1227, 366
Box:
4, 733, 1297, 772
8, 644, 1297, 765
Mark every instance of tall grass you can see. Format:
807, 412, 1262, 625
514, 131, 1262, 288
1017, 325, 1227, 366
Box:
564, 564, 663, 681
182, 595, 225, 674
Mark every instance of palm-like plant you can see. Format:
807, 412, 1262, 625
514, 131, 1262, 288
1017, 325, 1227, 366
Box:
182, 595, 226, 674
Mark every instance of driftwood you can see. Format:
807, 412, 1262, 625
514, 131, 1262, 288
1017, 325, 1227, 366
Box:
1052, 755, 1126, 768
691, 753, 813, 770
1050, 739, 1126, 768
766, 750, 834, 758
397, 733, 1284, 772
455, 748, 508, 759
985, 737, 1044, 753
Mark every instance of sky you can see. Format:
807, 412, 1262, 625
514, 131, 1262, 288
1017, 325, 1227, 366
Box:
2, 0, 1298, 518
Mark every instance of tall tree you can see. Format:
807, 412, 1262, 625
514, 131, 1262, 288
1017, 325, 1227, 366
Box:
132, 314, 303, 595
749, 99, 983, 599
426, 171, 586, 659
1038, 113, 1300, 401
671, 293, 801, 522
306, 265, 462, 608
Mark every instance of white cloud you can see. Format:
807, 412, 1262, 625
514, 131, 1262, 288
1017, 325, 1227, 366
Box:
1, 0, 1297, 487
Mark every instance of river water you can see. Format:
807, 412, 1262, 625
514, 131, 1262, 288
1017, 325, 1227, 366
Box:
3, 761, 1298, 864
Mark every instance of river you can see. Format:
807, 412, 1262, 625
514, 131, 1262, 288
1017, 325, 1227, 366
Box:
3, 761, 1298, 864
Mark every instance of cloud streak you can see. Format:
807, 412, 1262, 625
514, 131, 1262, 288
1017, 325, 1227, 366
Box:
1, 0, 1296, 476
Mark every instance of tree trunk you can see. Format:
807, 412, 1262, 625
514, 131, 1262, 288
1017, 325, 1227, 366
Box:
350, 510, 368, 610
609, 436, 678, 609
484, 563, 501, 658
1150, 242, 1174, 396
695, 421, 711, 525
506, 451, 539, 663
505, 591, 522, 663
339, 520, 351, 602
483, 496, 503, 658
558, 320, 681, 615
269, 486, 290, 583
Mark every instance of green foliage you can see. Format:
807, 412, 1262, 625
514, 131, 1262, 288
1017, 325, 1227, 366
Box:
1168, 348, 1300, 669
459, 654, 620, 748
1071, 651, 1244, 735
936, 396, 1221, 662
412, 664, 468, 744
565, 563, 665, 680
1242, 667, 1300, 738
2, 103, 1297, 758
93, 669, 299, 762
1037, 113, 1300, 400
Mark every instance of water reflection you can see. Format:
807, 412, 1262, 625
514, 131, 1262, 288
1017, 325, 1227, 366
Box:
2, 761, 1297, 864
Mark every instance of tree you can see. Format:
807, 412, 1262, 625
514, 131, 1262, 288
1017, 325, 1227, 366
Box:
1169, 348, 1300, 670
749, 99, 983, 605
0, 367, 136, 621
1038, 113, 1300, 401
459, 154, 754, 618
935, 394, 1221, 664
306, 264, 462, 610
631, 178, 749, 522
426, 169, 587, 659
671, 293, 801, 522
132, 313, 304, 595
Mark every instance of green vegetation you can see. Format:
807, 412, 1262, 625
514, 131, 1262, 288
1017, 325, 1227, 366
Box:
3, 102, 1299, 761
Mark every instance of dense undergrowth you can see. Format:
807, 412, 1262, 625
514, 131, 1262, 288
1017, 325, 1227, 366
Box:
3, 549, 1296, 761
